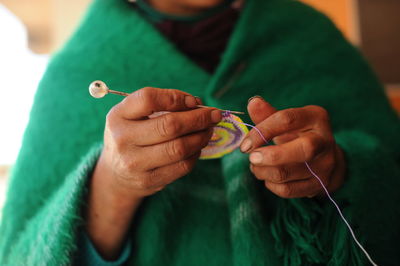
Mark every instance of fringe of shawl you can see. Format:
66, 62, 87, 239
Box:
270, 198, 366, 266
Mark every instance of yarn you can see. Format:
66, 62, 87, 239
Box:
200, 112, 249, 159
205, 111, 378, 266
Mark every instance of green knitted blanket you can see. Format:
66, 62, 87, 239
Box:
1, 0, 400, 265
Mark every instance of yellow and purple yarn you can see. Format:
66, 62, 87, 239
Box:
200, 111, 249, 160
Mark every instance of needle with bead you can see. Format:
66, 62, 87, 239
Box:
88, 80, 245, 115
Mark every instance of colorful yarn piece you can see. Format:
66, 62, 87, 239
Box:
200, 112, 249, 159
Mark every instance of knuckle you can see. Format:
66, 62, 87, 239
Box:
135, 176, 153, 190
106, 128, 127, 153
125, 156, 140, 173
105, 107, 119, 128
168, 139, 187, 160
166, 90, 182, 107
277, 184, 293, 198
271, 167, 289, 182
302, 137, 319, 161
108, 127, 132, 153
136, 87, 155, 108
309, 105, 329, 121
267, 150, 280, 164
114, 135, 127, 152
195, 111, 210, 128
277, 109, 296, 128
157, 115, 179, 137
148, 170, 161, 187
133, 169, 163, 190
140, 86, 154, 96
114, 154, 139, 178
252, 167, 264, 180
178, 160, 194, 175
105, 108, 140, 148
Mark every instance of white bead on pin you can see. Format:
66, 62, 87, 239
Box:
88, 80, 245, 115
89, 80, 129, 98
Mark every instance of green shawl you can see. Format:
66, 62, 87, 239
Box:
1, 0, 400, 265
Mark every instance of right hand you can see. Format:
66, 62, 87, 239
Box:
98, 87, 222, 199
86, 87, 221, 259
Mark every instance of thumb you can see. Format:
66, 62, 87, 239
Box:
247, 96, 276, 125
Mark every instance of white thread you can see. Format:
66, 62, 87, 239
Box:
221, 112, 378, 265
305, 162, 378, 266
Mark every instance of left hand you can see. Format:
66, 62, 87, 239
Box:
240, 96, 346, 198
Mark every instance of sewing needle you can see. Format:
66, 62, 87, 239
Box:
89, 80, 245, 115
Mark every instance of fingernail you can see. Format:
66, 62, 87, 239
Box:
211, 109, 222, 123
194, 96, 203, 105
250, 152, 263, 164
248, 95, 263, 104
185, 95, 197, 108
240, 138, 252, 153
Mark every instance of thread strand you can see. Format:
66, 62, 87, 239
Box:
234, 116, 378, 266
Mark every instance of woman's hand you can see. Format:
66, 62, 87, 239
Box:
240, 96, 346, 198
86, 87, 221, 259
99, 87, 221, 198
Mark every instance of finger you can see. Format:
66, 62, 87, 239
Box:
242, 106, 320, 152
264, 178, 323, 198
251, 163, 311, 183
247, 96, 276, 125
130, 108, 221, 145
140, 152, 200, 190
272, 133, 298, 145
249, 132, 325, 166
131, 129, 212, 170
195, 96, 203, 105
116, 87, 197, 119
251, 151, 334, 183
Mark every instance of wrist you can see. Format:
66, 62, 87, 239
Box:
85, 152, 143, 259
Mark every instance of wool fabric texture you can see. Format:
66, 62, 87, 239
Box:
1, 0, 400, 265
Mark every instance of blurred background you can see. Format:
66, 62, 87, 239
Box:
0, 0, 399, 212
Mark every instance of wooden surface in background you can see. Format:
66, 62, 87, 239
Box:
358, 0, 400, 84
